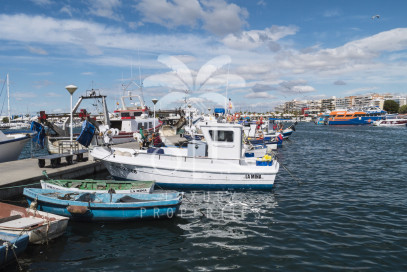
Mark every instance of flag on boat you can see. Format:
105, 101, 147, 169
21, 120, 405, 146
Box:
76, 120, 96, 147
30, 121, 45, 148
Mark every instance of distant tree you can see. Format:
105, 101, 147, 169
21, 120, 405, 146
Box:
2, 117, 9, 123
383, 100, 399, 113
399, 104, 407, 114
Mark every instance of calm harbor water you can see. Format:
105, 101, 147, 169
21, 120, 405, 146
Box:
7, 123, 407, 271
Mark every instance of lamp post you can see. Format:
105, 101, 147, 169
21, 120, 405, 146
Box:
65, 85, 78, 154
152, 98, 158, 132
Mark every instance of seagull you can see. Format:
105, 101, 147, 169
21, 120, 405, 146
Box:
371, 14, 380, 19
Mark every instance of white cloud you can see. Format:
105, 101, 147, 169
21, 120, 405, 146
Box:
88, 0, 122, 20
245, 91, 275, 99
13, 92, 37, 101
334, 80, 346, 85
135, 0, 202, 29
201, 0, 248, 36
26, 46, 47, 55
46, 92, 61, 97
30, 0, 53, 6
0, 14, 214, 57
135, 0, 248, 36
323, 9, 341, 18
344, 87, 379, 95
81, 72, 94, 76
34, 80, 54, 89
278, 28, 407, 75
222, 25, 298, 50
60, 6, 73, 17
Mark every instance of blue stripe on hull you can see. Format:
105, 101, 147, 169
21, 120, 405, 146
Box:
110, 176, 275, 191
154, 182, 274, 191
26, 199, 180, 222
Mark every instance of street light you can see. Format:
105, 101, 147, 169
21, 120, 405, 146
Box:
65, 84, 77, 154
152, 98, 158, 132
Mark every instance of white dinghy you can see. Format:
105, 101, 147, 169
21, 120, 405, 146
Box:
0, 130, 32, 163
91, 123, 279, 190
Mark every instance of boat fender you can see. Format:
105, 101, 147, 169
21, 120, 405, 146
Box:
67, 205, 89, 214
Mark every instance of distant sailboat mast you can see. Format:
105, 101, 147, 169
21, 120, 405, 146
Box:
6, 73, 10, 124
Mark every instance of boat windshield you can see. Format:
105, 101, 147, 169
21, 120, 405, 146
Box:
208, 130, 234, 142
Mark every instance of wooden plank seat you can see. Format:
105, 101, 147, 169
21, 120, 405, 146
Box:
37, 149, 88, 168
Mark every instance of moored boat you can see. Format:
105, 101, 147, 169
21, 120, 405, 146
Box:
372, 114, 407, 126
0, 231, 29, 268
23, 188, 183, 222
40, 171, 155, 193
91, 123, 280, 190
0, 202, 68, 244
327, 108, 386, 125
0, 130, 35, 163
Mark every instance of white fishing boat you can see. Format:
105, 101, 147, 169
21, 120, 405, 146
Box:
91, 123, 280, 190
372, 114, 407, 127
106, 91, 162, 144
0, 130, 33, 163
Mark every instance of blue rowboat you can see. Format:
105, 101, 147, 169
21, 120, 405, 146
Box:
0, 231, 29, 268
23, 188, 183, 222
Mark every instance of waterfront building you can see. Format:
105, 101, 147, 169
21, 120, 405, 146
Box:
321, 97, 336, 112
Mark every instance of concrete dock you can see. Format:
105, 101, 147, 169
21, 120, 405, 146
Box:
0, 136, 185, 200
0, 152, 106, 200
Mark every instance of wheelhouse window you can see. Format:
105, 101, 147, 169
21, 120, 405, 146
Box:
336, 115, 345, 117
149, 122, 153, 129
134, 112, 142, 117
121, 112, 130, 117
208, 130, 234, 142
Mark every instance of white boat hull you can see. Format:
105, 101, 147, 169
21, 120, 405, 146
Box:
0, 134, 30, 162
91, 147, 279, 190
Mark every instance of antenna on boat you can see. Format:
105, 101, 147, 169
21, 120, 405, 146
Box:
137, 49, 145, 105
225, 63, 230, 114
131, 56, 133, 80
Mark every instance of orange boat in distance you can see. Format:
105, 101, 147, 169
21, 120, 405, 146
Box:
328, 108, 386, 125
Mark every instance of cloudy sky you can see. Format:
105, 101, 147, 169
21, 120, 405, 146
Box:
0, 0, 406, 114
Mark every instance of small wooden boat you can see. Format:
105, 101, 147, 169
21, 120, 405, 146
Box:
40, 171, 155, 194
0, 202, 69, 244
23, 188, 183, 222
41, 178, 155, 194
0, 231, 29, 268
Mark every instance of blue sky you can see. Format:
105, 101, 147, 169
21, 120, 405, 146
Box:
0, 0, 406, 115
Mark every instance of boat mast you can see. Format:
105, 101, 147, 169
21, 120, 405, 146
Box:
7, 73, 10, 124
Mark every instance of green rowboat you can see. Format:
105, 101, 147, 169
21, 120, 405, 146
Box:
40, 171, 154, 194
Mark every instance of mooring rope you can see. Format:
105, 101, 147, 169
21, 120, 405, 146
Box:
270, 151, 302, 185
0, 182, 41, 190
